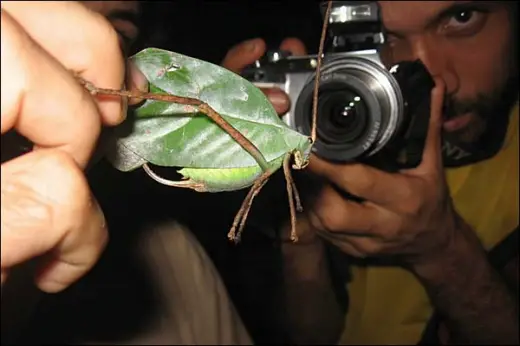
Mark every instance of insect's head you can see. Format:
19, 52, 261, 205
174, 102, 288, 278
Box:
292, 150, 309, 170
292, 136, 313, 170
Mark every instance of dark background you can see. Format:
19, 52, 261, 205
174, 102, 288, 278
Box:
136, 1, 323, 63
6, 2, 328, 345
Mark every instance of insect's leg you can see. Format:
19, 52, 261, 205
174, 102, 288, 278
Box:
228, 186, 257, 242
283, 152, 302, 242
142, 163, 207, 192
235, 178, 269, 242
74, 76, 269, 173
227, 169, 273, 243
290, 176, 303, 212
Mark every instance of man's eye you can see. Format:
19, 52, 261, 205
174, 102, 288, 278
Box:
443, 9, 485, 31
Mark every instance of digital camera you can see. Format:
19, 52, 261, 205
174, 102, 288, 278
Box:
241, 1, 435, 172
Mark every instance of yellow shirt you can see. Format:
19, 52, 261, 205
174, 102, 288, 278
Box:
339, 104, 519, 345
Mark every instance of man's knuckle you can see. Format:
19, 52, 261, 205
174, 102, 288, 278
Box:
41, 150, 89, 206
380, 221, 401, 241
320, 215, 344, 233
399, 192, 423, 215
360, 241, 381, 256
1, 180, 54, 233
349, 168, 375, 194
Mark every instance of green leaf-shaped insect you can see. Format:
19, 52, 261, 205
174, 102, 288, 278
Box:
79, 2, 332, 243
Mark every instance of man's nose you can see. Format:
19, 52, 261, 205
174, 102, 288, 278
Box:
408, 36, 459, 93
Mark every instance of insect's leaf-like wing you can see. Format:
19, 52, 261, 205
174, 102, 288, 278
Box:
108, 48, 310, 172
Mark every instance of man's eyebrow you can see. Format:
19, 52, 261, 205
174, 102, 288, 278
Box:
106, 10, 140, 28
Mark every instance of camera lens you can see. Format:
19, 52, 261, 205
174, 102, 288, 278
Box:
316, 89, 368, 145
293, 55, 407, 163
295, 72, 383, 162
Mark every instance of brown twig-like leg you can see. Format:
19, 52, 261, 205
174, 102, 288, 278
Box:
76, 76, 270, 172
234, 178, 269, 243
142, 163, 207, 192
290, 176, 303, 212
227, 169, 273, 243
283, 152, 301, 242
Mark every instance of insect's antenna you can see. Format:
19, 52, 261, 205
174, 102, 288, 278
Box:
311, 0, 333, 144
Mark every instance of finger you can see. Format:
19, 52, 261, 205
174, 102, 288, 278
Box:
86, 58, 149, 170
2, 1, 126, 126
1, 10, 101, 168
221, 38, 266, 73
317, 230, 382, 258
260, 87, 291, 116
279, 37, 308, 56
126, 59, 149, 106
317, 231, 368, 257
307, 184, 382, 235
415, 77, 446, 174
308, 155, 412, 207
1, 149, 108, 293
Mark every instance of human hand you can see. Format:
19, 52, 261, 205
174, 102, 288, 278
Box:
0, 1, 145, 293
304, 78, 466, 266
221, 37, 307, 116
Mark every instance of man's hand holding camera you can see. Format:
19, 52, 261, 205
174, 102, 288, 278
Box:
305, 78, 471, 269
223, 37, 474, 270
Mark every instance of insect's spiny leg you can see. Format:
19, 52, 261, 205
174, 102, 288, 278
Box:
227, 170, 273, 243
142, 163, 207, 192
228, 186, 257, 242
283, 153, 299, 242
290, 176, 303, 212
235, 179, 269, 242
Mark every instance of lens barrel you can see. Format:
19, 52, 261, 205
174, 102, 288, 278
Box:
294, 55, 405, 163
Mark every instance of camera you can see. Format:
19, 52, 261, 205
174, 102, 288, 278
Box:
241, 1, 435, 172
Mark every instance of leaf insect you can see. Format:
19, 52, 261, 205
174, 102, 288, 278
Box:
77, 1, 333, 243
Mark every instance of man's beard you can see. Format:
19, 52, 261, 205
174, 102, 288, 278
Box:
440, 67, 518, 167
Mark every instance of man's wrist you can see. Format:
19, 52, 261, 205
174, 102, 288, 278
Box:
409, 222, 486, 282
407, 222, 519, 344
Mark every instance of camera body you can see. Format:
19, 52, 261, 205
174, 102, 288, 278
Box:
241, 1, 435, 171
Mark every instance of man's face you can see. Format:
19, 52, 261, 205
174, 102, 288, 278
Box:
81, 1, 140, 53
378, 1, 517, 147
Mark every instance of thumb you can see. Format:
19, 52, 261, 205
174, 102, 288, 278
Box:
221, 38, 266, 73
126, 60, 149, 106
